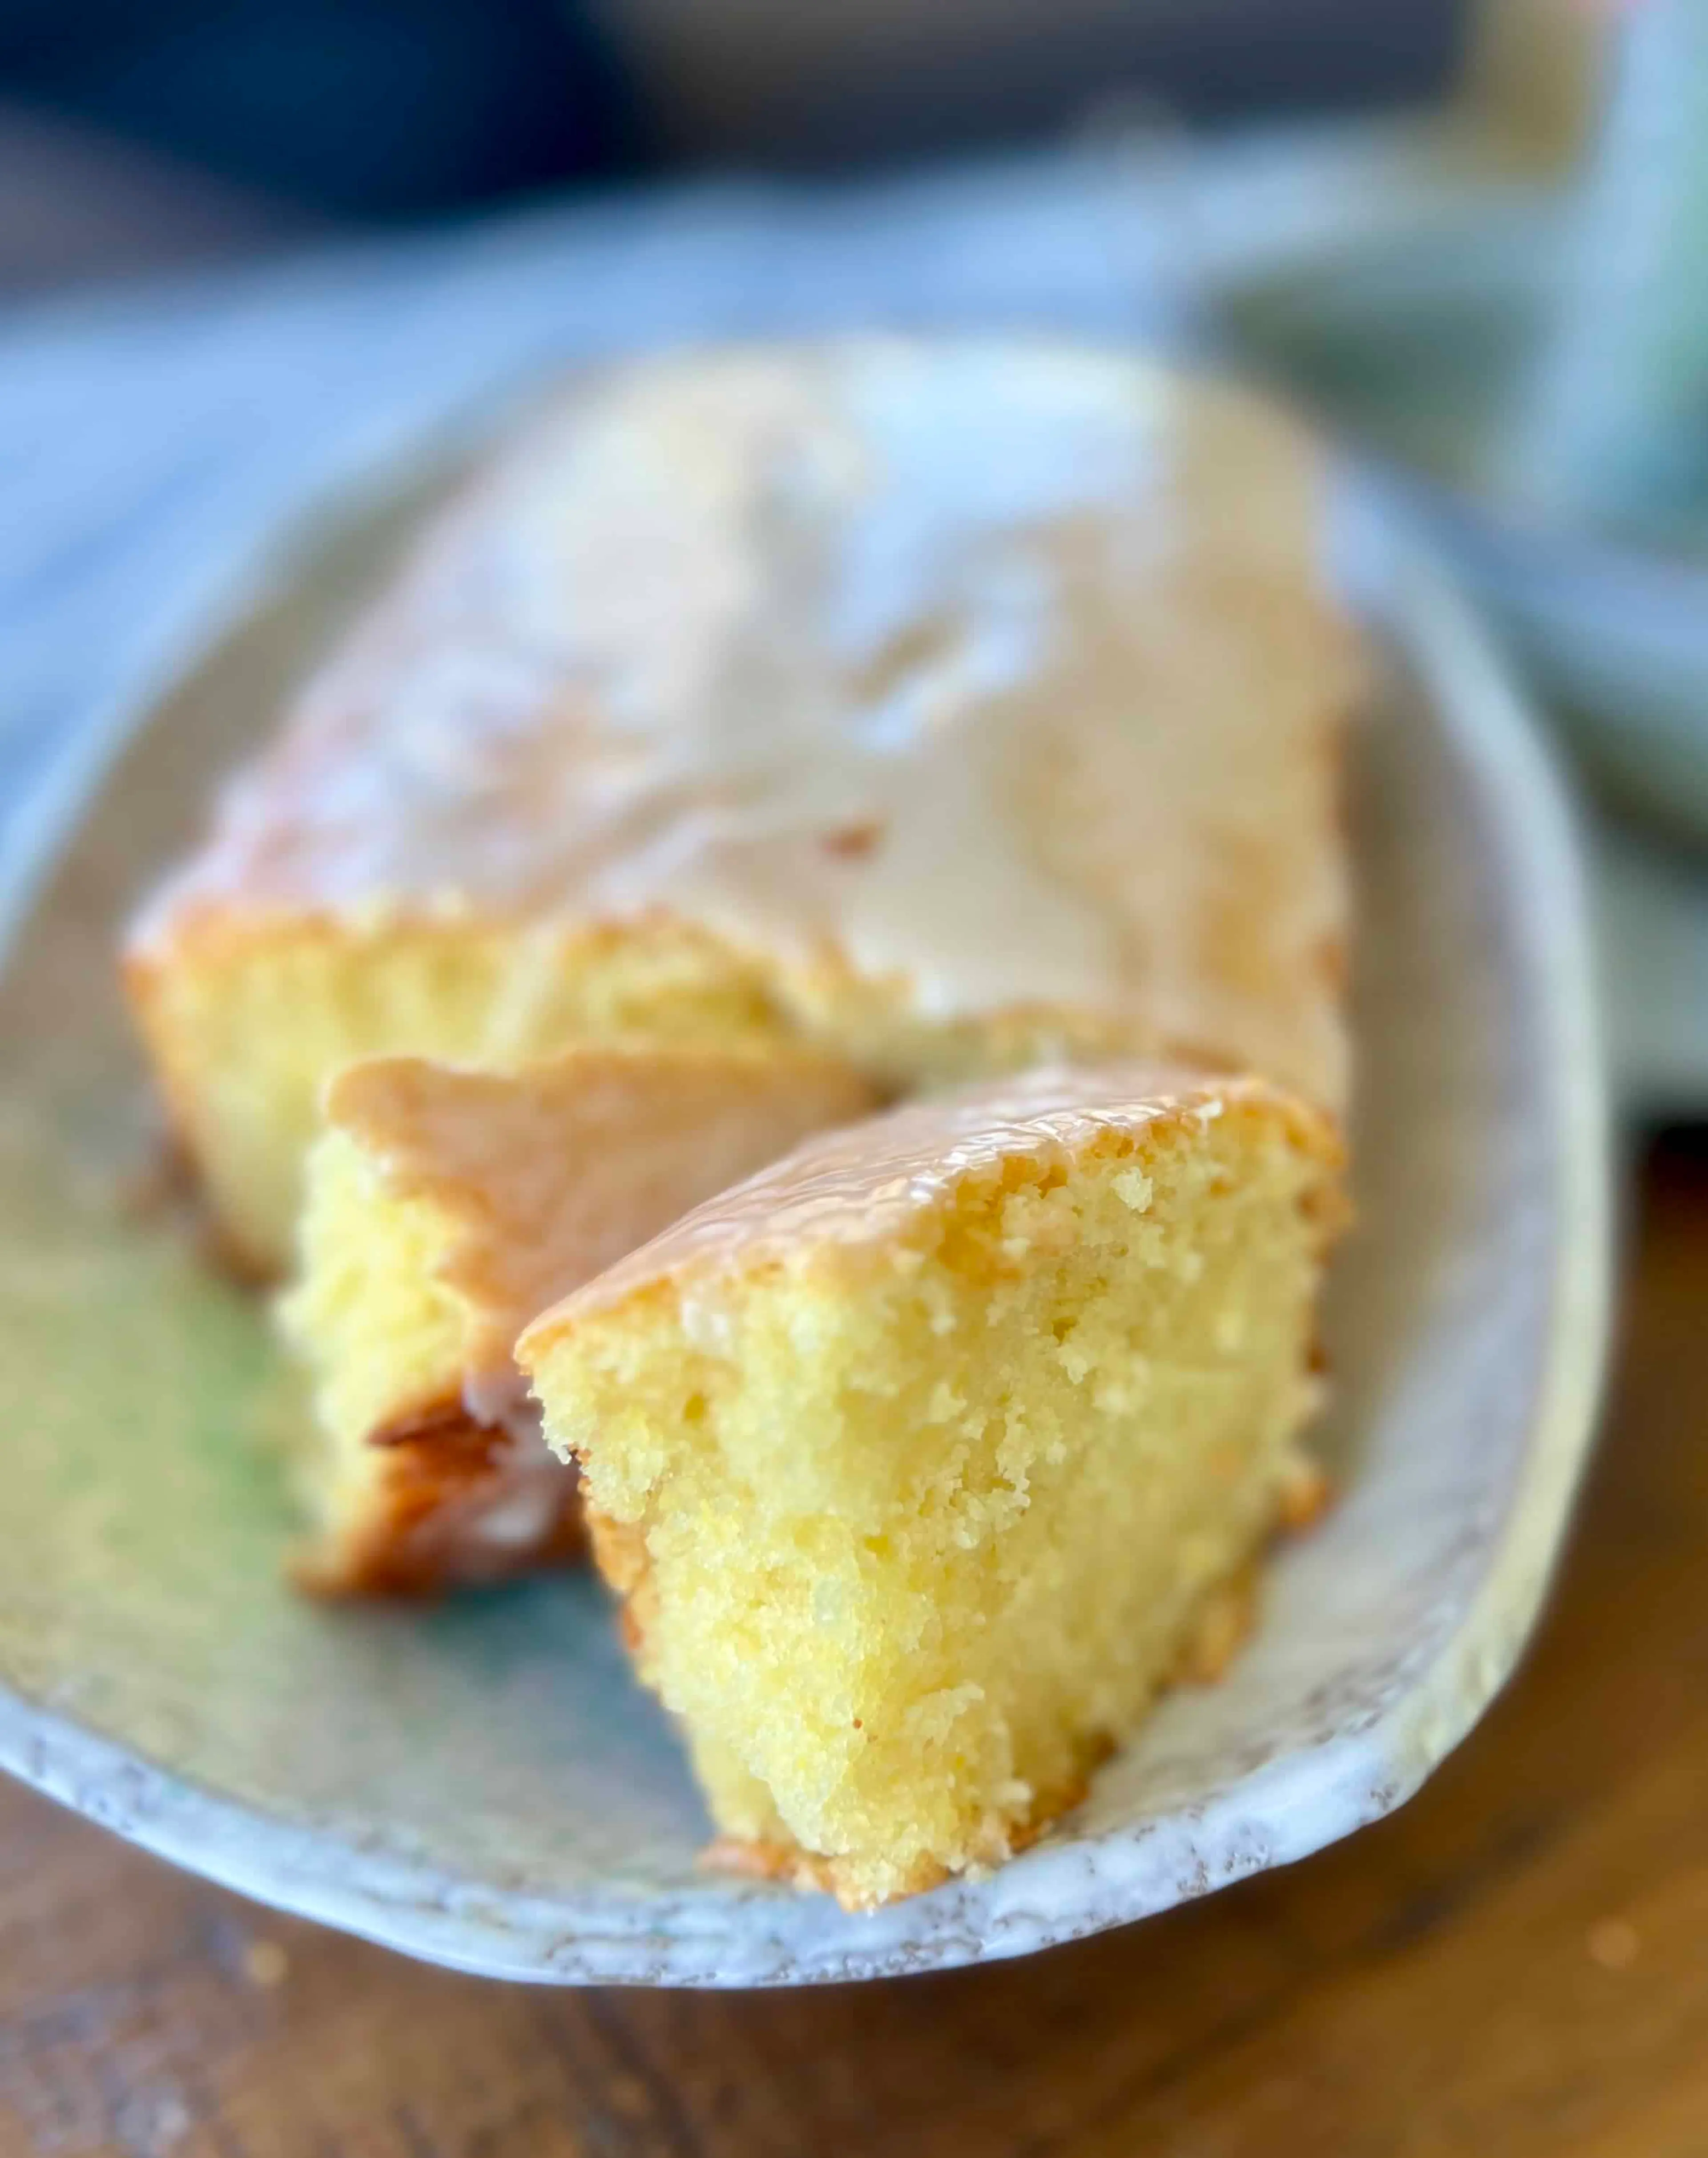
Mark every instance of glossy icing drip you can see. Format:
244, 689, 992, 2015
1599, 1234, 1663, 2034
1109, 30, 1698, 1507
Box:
521, 1064, 1335, 1342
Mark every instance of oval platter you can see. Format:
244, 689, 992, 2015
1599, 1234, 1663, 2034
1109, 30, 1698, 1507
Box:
0, 432, 1609, 1985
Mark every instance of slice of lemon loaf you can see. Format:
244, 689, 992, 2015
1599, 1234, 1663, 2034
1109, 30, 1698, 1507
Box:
124, 339, 1358, 1275
279, 1043, 875, 1591
518, 1065, 1347, 1909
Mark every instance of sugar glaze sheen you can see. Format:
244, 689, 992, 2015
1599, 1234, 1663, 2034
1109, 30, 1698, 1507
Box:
132, 341, 1356, 1115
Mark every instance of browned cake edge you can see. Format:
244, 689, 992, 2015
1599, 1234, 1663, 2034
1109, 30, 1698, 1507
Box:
291, 1404, 585, 1597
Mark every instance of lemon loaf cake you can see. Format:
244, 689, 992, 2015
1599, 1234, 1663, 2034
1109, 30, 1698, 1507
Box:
518, 1064, 1347, 1909
279, 1043, 876, 1591
124, 338, 1358, 1275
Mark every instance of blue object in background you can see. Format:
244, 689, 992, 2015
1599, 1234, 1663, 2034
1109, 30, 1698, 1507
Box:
0, 0, 640, 215
0, 0, 1466, 223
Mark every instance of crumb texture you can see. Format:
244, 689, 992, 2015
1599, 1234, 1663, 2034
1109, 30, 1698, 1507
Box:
523, 1067, 1344, 1908
278, 1043, 876, 1591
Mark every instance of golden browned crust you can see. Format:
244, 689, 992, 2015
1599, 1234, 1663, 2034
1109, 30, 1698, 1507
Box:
584, 1505, 657, 1659
291, 1410, 585, 1597
699, 1762, 1108, 1900
701, 1833, 953, 1905
1275, 1451, 1334, 1532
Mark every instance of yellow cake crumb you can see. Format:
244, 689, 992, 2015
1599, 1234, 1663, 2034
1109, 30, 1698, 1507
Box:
520, 1064, 1346, 1908
278, 1042, 875, 1591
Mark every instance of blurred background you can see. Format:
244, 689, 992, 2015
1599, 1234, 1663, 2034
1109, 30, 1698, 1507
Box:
0, 0, 1469, 282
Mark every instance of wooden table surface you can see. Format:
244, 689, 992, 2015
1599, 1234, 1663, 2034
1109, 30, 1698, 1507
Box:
5, 1133, 1706, 2158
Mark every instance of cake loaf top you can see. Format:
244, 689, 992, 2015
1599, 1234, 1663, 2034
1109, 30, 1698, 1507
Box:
518, 1061, 1343, 1350
135, 338, 1358, 1107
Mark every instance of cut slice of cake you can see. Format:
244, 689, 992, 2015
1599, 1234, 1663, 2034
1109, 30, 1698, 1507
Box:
279, 1042, 877, 1592
124, 339, 1359, 1275
518, 1064, 1347, 1910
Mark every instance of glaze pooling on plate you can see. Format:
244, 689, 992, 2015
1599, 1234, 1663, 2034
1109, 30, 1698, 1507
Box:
0, 453, 1605, 1982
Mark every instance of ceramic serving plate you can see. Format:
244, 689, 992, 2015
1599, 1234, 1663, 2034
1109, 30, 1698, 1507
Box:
0, 463, 1607, 1986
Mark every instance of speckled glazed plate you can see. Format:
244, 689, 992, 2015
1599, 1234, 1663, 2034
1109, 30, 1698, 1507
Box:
0, 471, 1608, 1986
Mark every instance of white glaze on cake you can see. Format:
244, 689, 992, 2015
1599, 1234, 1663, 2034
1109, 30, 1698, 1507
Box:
133, 340, 1358, 1110
519, 1063, 1343, 1353
314, 1041, 880, 1407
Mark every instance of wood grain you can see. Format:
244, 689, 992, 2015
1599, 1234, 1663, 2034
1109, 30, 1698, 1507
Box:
7, 1135, 1707, 2158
